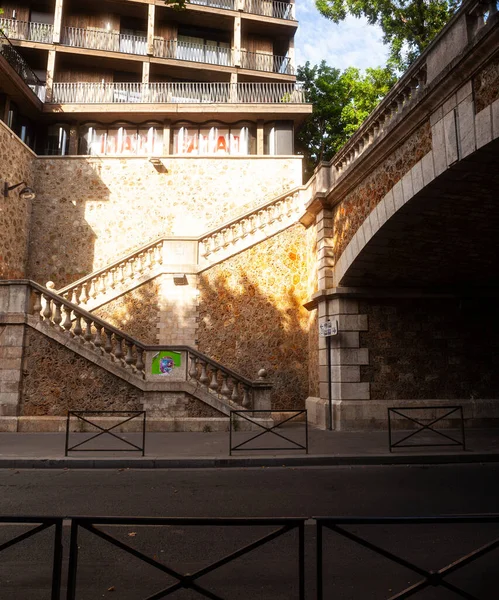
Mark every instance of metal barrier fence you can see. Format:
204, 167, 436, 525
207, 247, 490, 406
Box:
229, 409, 308, 455
316, 515, 499, 599
388, 406, 466, 452
0, 516, 63, 600
2, 514, 499, 598
64, 410, 146, 456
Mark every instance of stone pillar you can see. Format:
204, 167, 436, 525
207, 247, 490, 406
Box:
142, 61, 150, 84
257, 119, 264, 155
308, 296, 369, 429
53, 0, 64, 44
233, 15, 241, 67
316, 207, 334, 291
45, 50, 57, 103
157, 272, 199, 347
0, 284, 30, 421
147, 4, 156, 56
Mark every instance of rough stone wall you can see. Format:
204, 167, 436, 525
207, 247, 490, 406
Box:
305, 224, 319, 397
93, 279, 160, 344
332, 122, 432, 262
29, 156, 302, 288
198, 224, 311, 410
474, 53, 499, 113
20, 328, 142, 415
359, 297, 499, 400
0, 121, 35, 279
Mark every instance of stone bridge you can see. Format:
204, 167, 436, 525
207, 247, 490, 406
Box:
303, 0, 499, 429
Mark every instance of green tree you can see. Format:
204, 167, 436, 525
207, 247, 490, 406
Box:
315, 0, 460, 70
296, 61, 396, 174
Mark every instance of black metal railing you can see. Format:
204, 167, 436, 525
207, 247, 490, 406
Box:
65, 410, 146, 456
66, 516, 305, 599
388, 406, 466, 452
316, 515, 499, 600
0, 516, 63, 600
0, 28, 42, 93
229, 409, 308, 455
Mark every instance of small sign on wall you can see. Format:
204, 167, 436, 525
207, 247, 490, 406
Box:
151, 351, 182, 376
319, 319, 338, 337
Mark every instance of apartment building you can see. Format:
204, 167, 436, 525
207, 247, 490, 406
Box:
0, 0, 311, 157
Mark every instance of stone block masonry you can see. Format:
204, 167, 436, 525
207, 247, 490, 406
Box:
0, 121, 36, 279
28, 156, 303, 288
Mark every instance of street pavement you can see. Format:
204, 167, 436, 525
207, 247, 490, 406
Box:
0, 426, 498, 468
1, 464, 499, 599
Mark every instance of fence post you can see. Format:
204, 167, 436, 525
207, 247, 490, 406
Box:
252, 369, 272, 410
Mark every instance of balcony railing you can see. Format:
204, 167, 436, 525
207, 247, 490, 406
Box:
49, 82, 306, 104
0, 28, 43, 97
243, 0, 294, 19
61, 26, 147, 56
153, 38, 232, 66
240, 50, 293, 74
190, 0, 237, 9
0, 18, 54, 43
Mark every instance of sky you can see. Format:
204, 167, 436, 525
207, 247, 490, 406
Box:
294, 0, 390, 71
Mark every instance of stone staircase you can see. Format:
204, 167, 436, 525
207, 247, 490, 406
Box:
7, 281, 272, 423
55, 188, 306, 312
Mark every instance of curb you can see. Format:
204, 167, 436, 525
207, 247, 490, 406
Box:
1, 452, 499, 469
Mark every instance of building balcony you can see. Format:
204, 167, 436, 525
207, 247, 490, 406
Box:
48, 81, 306, 104
190, 0, 295, 20
240, 50, 293, 75
61, 26, 147, 56
153, 38, 232, 67
0, 18, 54, 44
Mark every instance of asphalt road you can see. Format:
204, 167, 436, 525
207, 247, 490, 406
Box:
1, 464, 498, 599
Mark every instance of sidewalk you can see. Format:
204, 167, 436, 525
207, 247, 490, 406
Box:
0, 428, 498, 468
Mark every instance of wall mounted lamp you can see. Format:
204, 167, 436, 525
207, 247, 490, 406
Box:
4, 181, 36, 201
173, 274, 188, 286
149, 157, 168, 173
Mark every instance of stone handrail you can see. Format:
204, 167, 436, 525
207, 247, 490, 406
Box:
199, 188, 304, 260
57, 187, 305, 305
22, 281, 268, 408
329, 0, 498, 181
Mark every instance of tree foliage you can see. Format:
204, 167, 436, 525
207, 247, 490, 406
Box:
296, 61, 396, 174
315, 0, 460, 70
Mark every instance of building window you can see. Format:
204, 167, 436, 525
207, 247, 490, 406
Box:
173, 122, 255, 155
79, 123, 163, 156
45, 124, 70, 155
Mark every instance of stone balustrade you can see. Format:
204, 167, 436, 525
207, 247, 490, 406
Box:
22, 282, 270, 410
199, 190, 304, 262
57, 188, 305, 309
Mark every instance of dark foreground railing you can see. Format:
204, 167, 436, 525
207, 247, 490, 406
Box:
65, 410, 146, 456
229, 409, 308, 455
388, 406, 465, 452
2, 514, 499, 598
316, 515, 499, 600
0, 516, 63, 600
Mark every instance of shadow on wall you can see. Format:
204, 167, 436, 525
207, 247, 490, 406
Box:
197, 271, 311, 410
93, 279, 161, 345
27, 158, 107, 288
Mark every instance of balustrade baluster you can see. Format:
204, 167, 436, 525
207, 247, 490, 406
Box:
94, 323, 103, 350
32, 291, 42, 317
114, 336, 124, 361
125, 341, 135, 366
73, 315, 83, 339
136, 348, 145, 373
242, 386, 251, 408
126, 260, 134, 279
104, 329, 113, 354
231, 380, 240, 403
209, 368, 219, 391
189, 355, 198, 379
42, 295, 53, 322
146, 249, 154, 269
83, 318, 94, 343
220, 374, 230, 398
62, 306, 72, 333
53, 301, 62, 328
199, 361, 209, 385
98, 275, 106, 295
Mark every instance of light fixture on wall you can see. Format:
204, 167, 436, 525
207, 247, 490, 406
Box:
4, 181, 36, 200
173, 274, 188, 286
149, 157, 168, 173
